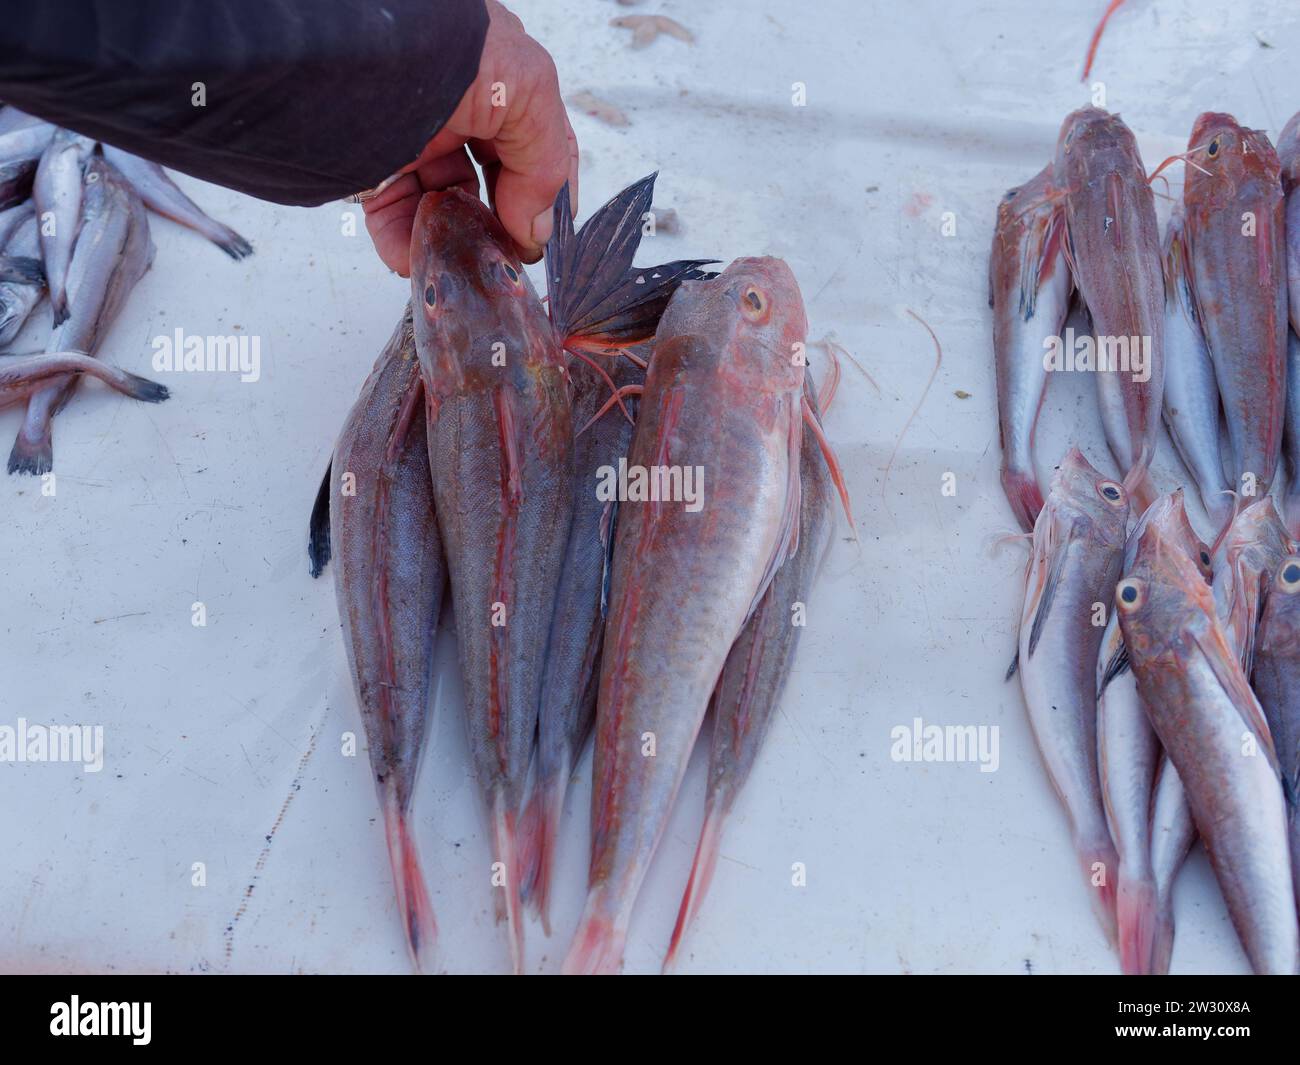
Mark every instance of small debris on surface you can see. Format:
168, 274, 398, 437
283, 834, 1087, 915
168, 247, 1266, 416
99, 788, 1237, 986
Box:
611, 15, 694, 49
954, 389, 971, 399
648, 206, 680, 234
569, 91, 630, 128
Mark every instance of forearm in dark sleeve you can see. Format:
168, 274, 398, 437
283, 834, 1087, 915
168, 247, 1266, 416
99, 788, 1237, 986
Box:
0, 0, 489, 205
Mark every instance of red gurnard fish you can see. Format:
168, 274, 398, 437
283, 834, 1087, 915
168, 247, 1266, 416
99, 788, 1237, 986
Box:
1096, 490, 1208, 974
564, 256, 851, 974
1183, 113, 1288, 506
1275, 113, 1300, 534
662, 373, 837, 972
518, 175, 715, 932
310, 308, 443, 972
410, 177, 712, 972
1118, 523, 1298, 974
1053, 109, 1164, 508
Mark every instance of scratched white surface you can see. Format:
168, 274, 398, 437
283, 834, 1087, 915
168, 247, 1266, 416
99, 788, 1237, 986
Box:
1, 0, 1296, 975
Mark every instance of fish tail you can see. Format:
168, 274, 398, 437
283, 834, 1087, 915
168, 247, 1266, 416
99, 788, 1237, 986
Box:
1116, 873, 1158, 975
490, 791, 526, 974
519, 768, 566, 936
8, 408, 53, 476
662, 801, 727, 974
544, 173, 717, 350
209, 225, 253, 261
108, 367, 170, 404
1001, 465, 1045, 532
1122, 463, 1157, 514
383, 803, 438, 974
1078, 838, 1120, 946
562, 893, 629, 975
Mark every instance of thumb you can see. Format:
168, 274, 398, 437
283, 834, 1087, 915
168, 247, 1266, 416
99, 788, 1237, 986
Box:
482, 59, 577, 260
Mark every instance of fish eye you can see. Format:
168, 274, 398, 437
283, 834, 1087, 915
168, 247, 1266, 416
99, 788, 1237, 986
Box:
1116, 578, 1145, 609
1097, 480, 1125, 504
502, 262, 520, 285
740, 286, 769, 320
1207, 137, 1221, 158
423, 283, 437, 308
1280, 560, 1300, 591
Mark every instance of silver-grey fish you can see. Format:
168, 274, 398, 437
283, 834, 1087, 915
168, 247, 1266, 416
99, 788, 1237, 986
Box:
1019, 445, 1127, 942
0, 351, 167, 408
1161, 208, 1231, 531
9, 156, 154, 474
1149, 752, 1196, 974
35, 128, 94, 325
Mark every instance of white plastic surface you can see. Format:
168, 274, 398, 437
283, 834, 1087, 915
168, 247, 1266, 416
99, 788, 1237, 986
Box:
1, 0, 1296, 974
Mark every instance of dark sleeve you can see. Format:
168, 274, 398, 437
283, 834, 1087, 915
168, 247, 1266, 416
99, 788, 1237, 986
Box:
0, 0, 489, 206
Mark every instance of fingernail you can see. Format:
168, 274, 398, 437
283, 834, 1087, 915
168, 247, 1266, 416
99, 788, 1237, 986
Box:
530, 208, 553, 247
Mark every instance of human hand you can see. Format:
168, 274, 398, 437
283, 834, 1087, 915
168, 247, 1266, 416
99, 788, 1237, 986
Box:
364, 0, 579, 275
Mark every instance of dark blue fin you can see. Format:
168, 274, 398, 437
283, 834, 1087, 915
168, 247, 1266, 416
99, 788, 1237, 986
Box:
545, 173, 718, 349
308, 460, 331, 578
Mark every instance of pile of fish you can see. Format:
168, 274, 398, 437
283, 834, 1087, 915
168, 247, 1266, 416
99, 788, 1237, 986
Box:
993, 106, 1300, 974
310, 173, 853, 974
0, 103, 253, 473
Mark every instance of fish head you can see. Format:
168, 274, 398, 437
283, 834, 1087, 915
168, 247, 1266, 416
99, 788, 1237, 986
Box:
410, 188, 554, 398
1053, 107, 1138, 190
1043, 445, 1130, 548
1278, 112, 1300, 189
1116, 523, 1219, 660
663, 256, 807, 396
1127, 489, 1213, 581
995, 164, 1054, 230
1185, 112, 1282, 210
1212, 496, 1292, 573
1259, 555, 1300, 650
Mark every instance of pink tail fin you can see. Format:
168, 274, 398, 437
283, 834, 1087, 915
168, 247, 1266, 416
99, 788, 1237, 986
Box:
562, 900, 627, 975
1079, 841, 1120, 947
382, 807, 438, 974
1124, 465, 1158, 515
662, 804, 726, 973
1001, 466, 1045, 532
491, 792, 526, 974
519, 773, 565, 936
1116, 874, 1157, 975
